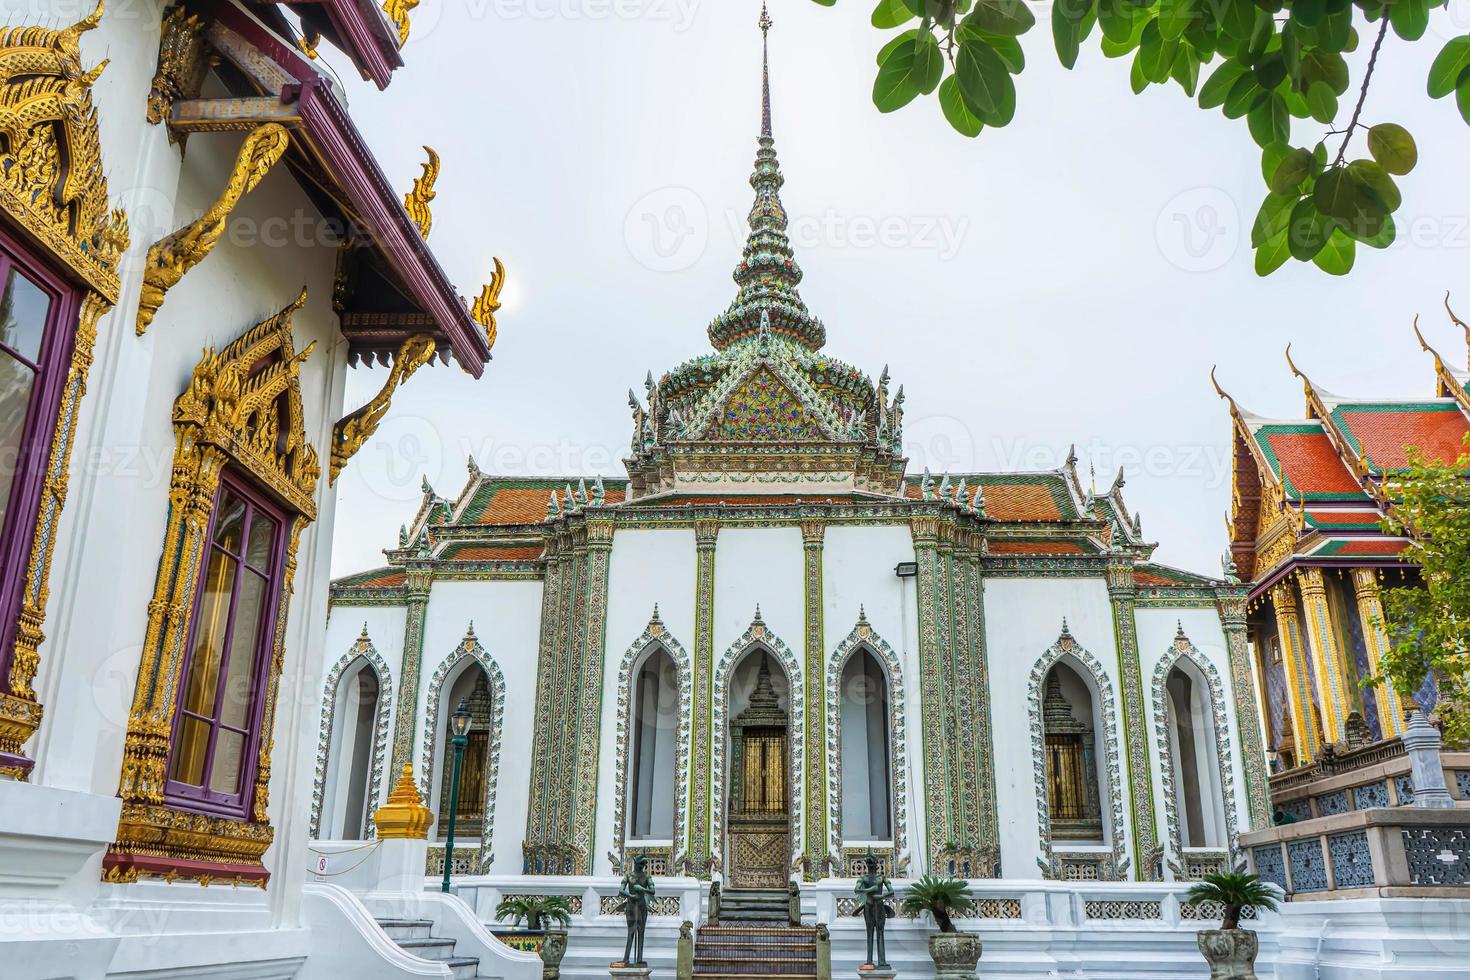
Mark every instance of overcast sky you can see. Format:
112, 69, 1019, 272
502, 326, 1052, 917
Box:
323, 0, 1470, 579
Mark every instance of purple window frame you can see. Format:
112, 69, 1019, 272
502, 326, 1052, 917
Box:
0, 224, 81, 695
163, 469, 289, 819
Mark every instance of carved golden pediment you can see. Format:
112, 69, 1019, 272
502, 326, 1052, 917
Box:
0, 0, 128, 300
175, 288, 320, 516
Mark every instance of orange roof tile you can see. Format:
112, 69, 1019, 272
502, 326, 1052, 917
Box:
988, 540, 1086, 555
1333, 404, 1470, 470
1257, 428, 1365, 499
1134, 570, 1181, 587
344, 569, 406, 588
441, 544, 544, 561
460, 481, 628, 525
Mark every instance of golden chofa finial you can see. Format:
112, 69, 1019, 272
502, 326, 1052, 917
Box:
470, 257, 506, 350
760, 0, 772, 33
383, 0, 421, 46
1446, 291, 1470, 369
373, 764, 432, 840
404, 146, 438, 240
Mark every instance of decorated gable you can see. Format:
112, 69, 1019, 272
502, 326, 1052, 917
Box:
709, 367, 822, 441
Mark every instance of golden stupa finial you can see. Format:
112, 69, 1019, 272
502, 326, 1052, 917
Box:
372, 764, 432, 840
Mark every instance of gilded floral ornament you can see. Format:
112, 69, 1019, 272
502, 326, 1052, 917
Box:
330, 333, 436, 484
0, 0, 129, 301
136, 123, 290, 334
403, 145, 438, 239
470, 256, 505, 350
383, 0, 421, 46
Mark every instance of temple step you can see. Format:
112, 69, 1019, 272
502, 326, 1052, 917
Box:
374, 918, 486, 979
694, 921, 818, 980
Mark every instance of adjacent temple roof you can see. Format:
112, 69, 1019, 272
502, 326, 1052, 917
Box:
1216, 302, 1470, 588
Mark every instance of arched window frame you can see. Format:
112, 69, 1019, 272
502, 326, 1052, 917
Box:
310, 625, 393, 839
612, 609, 691, 868
420, 623, 506, 875
824, 612, 909, 867
711, 610, 803, 874
1151, 624, 1240, 876
1027, 621, 1129, 880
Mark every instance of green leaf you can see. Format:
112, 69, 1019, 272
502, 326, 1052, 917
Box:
1099, 0, 1140, 43
913, 31, 945, 93
1357, 211, 1396, 249
876, 29, 922, 65
1291, 0, 1325, 27
956, 35, 1016, 124
1130, 52, 1150, 92
1254, 51, 1286, 90
938, 74, 984, 136
1271, 147, 1314, 192
1319, 6, 1352, 50
1052, 0, 1095, 68
1158, 0, 1197, 40
1348, 159, 1401, 211
1315, 166, 1390, 238
1199, 59, 1247, 109
1248, 92, 1290, 147
1389, 0, 1429, 41
873, 36, 927, 112
1224, 74, 1265, 118
1313, 227, 1356, 274
1252, 191, 1298, 246
1139, 21, 1180, 83
1306, 81, 1338, 123
1288, 196, 1331, 261
1301, 48, 1350, 95
965, 29, 1026, 72
1255, 228, 1292, 275
964, 0, 1036, 36
1367, 123, 1418, 175
872, 0, 920, 29
1171, 45, 1201, 94
1219, 0, 1256, 41
1458, 74, 1470, 124
1428, 36, 1470, 99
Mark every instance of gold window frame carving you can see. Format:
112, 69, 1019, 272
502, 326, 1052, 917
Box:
107, 290, 320, 886
0, 0, 131, 776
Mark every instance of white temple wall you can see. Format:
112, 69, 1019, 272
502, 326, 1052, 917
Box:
1136, 606, 1253, 858
324, 605, 409, 690
415, 579, 542, 874
595, 528, 697, 875
981, 576, 1127, 878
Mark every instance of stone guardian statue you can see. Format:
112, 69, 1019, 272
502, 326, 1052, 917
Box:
855, 851, 894, 969
620, 854, 655, 966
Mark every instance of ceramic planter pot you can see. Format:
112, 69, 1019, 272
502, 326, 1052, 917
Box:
539, 929, 568, 979
1197, 928, 1259, 980
928, 931, 982, 980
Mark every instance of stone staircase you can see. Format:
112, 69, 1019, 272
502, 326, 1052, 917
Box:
695, 889, 816, 980
376, 917, 487, 979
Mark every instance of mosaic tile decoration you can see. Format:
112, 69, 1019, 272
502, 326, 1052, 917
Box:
1328, 830, 1375, 889
1150, 626, 1242, 873
311, 628, 394, 839
1027, 621, 1129, 880
1288, 839, 1329, 893
1253, 844, 1287, 891
1403, 828, 1470, 886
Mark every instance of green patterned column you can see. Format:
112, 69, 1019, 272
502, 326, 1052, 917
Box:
799, 518, 827, 877
962, 532, 999, 874
910, 515, 952, 869
947, 525, 980, 863
389, 563, 433, 777
689, 518, 719, 875
1106, 557, 1158, 880
1216, 588, 1272, 830
570, 518, 615, 872
525, 529, 570, 871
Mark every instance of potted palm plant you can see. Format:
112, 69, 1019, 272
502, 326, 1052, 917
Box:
900, 875, 981, 979
1185, 871, 1279, 979
495, 894, 574, 977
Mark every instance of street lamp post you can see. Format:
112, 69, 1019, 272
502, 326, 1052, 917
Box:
441, 698, 472, 893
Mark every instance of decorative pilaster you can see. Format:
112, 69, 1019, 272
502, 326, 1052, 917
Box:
571, 518, 616, 869
935, 523, 964, 833
1105, 558, 1156, 879
910, 515, 951, 867
389, 564, 433, 777
1269, 580, 1321, 764
689, 518, 719, 875
1215, 590, 1271, 830
1349, 568, 1406, 738
799, 517, 826, 877
525, 532, 565, 850
962, 532, 999, 874
1294, 568, 1352, 743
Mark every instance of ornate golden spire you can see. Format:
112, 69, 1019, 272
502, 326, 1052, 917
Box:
373, 764, 432, 839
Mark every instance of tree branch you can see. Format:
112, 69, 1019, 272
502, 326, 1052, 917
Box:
1335, 11, 1391, 167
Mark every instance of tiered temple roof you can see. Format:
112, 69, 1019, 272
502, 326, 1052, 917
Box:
1216, 310, 1470, 590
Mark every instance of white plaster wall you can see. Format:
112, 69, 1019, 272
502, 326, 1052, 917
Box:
1136, 606, 1252, 855
821, 524, 921, 860
981, 576, 1124, 879
594, 528, 696, 876
415, 579, 544, 875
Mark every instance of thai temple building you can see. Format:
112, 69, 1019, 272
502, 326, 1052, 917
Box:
1214, 328, 1470, 769
3, 0, 1470, 978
